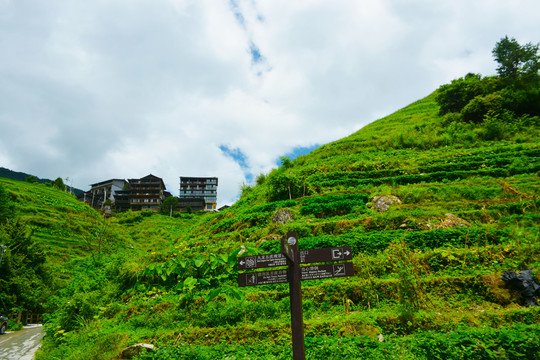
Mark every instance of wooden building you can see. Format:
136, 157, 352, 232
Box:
128, 174, 167, 211
179, 176, 218, 211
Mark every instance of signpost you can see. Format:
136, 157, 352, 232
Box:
238, 232, 355, 360
237, 246, 353, 270
238, 263, 354, 286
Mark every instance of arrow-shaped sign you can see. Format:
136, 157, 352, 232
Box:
238, 246, 354, 270
237, 255, 287, 270
238, 262, 354, 287
299, 246, 353, 264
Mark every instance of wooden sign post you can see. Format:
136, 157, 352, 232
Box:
282, 232, 305, 360
238, 231, 354, 360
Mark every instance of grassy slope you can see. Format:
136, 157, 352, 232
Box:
145, 91, 538, 358
0, 179, 101, 260
5, 90, 539, 359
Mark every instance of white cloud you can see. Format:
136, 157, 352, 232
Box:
1, 0, 539, 206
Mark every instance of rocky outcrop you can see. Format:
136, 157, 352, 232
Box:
272, 208, 294, 224
430, 213, 470, 229
121, 343, 155, 359
371, 195, 401, 212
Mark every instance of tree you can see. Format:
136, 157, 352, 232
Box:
280, 156, 293, 169
51, 177, 66, 191
25, 176, 38, 184
255, 172, 267, 186
267, 170, 311, 202
81, 213, 114, 261
160, 196, 179, 217
493, 36, 540, 80
436, 37, 540, 124
0, 219, 50, 315
436, 73, 485, 115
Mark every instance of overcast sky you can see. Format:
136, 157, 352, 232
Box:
1, 0, 539, 206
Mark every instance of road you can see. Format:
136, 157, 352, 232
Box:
0, 325, 44, 360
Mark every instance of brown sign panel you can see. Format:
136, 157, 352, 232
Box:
238, 269, 288, 287
238, 254, 287, 270
238, 262, 354, 287
299, 246, 353, 264
300, 262, 354, 281
238, 246, 353, 270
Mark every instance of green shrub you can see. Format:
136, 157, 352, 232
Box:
134, 324, 540, 360
250, 200, 298, 213
294, 227, 510, 255
462, 92, 504, 123
436, 73, 487, 115
300, 193, 369, 218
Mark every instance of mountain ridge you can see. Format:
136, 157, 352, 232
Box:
0, 166, 84, 195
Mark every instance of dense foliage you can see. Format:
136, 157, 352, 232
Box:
0, 183, 52, 329
436, 37, 540, 127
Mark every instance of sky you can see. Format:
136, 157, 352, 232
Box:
1, 0, 539, 207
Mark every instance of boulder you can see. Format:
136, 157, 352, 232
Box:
501, 269, 540, 307
121, 343, 155, 359
432, 213, 470, 229
371, 195, 401, 212
272, 208, 294, 224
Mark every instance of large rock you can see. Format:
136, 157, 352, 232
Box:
430, 213, 470, 229
121, 343, 155, 359
371, 195, 401, 212
272, 208, 294, 224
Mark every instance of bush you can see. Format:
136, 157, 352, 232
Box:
134, 324, 540, 360
117, 211, 144, 224
293, 227, 511, 255
267, 171, 310, 201
462, 92, 504, 123
300, 193, 369, 218
250, 200, 298, 214
436, 73, 485, 115
255, 173, 267, 185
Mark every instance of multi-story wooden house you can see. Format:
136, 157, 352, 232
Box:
179, 176, 218, 211
128, 174, 167, 211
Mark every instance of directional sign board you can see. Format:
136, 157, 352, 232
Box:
238, 246, 353, 270
300, 262, 354, 281
237, 232, 355, 360
238, 269, 288, 287
238, 263, 354, 287
299, 246, 352, 264
238, 254, 287, 270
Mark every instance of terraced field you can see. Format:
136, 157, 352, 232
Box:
3, 88, 538, 359
52, 91, 536, 359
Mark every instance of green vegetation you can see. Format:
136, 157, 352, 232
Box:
436, 36, 540, 127
0, 36, 538, 359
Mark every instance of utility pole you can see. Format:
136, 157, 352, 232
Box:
65, 177, 73, 194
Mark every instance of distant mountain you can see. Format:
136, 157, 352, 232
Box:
0, 167, 84, 195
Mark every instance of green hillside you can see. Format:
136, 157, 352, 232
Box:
1, 42, 540, 358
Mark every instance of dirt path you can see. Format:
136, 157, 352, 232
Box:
0, 324, 44, 360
